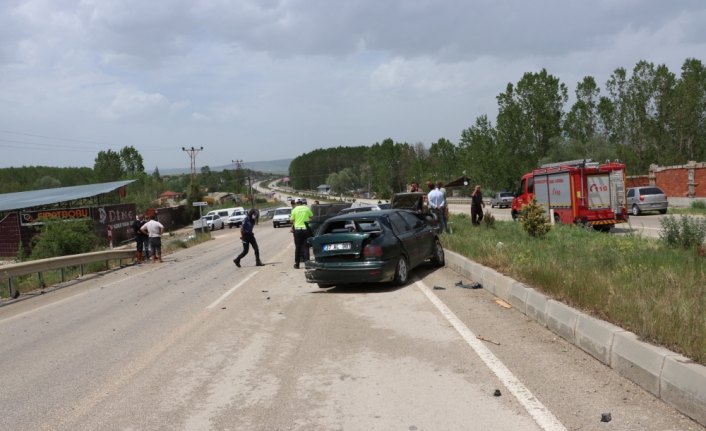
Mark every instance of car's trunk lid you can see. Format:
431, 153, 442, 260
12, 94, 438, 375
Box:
310, 232, 372, 259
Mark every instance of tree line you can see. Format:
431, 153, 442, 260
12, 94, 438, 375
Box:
0, 146, 268, 219
290, 58, 706, 197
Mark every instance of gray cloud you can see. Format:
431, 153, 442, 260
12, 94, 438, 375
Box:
1, 0, 705, 170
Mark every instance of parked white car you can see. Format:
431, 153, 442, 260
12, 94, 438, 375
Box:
202, 214, 224, 230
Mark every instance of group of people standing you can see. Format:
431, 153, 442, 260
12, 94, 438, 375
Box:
132, 214, 165, 263
422, 181, 486, 230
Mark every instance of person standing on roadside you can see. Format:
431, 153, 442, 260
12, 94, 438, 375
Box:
290, 198, 313, 269
471, 185, 485, 225
427, 181, 448, 233
234, 209, 264, 267
131, 214, 149, 263
141, 214, 165, 262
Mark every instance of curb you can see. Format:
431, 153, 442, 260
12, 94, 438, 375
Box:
444, 249, 706, 426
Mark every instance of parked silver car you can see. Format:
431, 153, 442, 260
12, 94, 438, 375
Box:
627, 186, 668, 215
490, 192, 514, 208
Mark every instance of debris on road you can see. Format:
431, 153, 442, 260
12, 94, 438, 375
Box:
601, 413, 612, 423
433, 286, 446, 290
493, 389, 502, 397
495, 298, 512, 309
455, 281, 482, 289
477, 335, 501, 345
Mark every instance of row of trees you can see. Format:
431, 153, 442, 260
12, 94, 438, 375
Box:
290, 58, 706, 197
1, 146, 270, 219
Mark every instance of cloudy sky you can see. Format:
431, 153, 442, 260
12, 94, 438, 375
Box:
1, 0, 705, 172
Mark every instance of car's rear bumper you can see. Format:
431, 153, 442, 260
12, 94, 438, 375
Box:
304, 259, 397, 285
637, 202, 668, 212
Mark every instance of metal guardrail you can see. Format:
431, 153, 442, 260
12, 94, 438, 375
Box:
1, 249, 135, 299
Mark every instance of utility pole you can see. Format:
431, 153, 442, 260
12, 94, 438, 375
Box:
233, 159, 243, 203
182, 146, 204, 183
247, 176, 254, 209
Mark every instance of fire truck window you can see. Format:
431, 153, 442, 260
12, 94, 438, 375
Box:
527, 177, 534, 194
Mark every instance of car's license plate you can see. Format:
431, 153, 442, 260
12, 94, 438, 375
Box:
324, 243, 352, 251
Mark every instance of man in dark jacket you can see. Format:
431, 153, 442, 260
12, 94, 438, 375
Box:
131, 214, 149, 263
234, 209, 265, 267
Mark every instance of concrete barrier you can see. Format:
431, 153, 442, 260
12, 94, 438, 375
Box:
525, 287, 549, 327
661, 355, 706, 425
611, 331, 675, 397
575, 314, 623, 366
507, 282, 529, 314
546, 300, 579, 343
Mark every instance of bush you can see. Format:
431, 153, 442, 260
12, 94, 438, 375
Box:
659, 215, 706, 250
692, 200, 706, 210
520, 199, 551, 237
29, 219, 100, 260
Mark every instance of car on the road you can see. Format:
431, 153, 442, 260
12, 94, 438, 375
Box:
201, 214, 224, 230
627, 186, 668, 215
304, 209, 445, 288
272, 207, 293, 228
227, 209, 248, 228
490, 191, 514, 208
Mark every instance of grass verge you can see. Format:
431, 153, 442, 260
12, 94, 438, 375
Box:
443, 213, 706, 365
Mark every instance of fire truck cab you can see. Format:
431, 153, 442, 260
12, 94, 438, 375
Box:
511, 159, 629, 231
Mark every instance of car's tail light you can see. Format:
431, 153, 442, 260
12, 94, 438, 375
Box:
363, 244, 382, 258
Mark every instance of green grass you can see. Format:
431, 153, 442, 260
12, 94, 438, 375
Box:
443, 214, 706, 365
668, 200, 706, 215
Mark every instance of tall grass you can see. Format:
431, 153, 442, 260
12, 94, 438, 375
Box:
443, 214, 706, 365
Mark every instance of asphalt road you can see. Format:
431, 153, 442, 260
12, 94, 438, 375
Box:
0, 224, 700, 430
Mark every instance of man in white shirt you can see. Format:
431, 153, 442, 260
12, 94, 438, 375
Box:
140, 215, 165, 262
427, 181, 448, 233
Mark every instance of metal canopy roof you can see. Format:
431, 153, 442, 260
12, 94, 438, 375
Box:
0, 180, 135, 212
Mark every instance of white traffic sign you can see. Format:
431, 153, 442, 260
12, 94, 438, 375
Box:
192, 201, 208, 206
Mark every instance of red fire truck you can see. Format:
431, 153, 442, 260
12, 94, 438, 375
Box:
511, 159, 629, 231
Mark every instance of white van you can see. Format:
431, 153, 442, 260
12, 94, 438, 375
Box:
207, 207, 243, 223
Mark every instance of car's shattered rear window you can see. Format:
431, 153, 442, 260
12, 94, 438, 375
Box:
323, 219, 381, 234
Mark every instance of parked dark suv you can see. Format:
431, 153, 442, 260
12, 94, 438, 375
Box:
626, 186, 668, 215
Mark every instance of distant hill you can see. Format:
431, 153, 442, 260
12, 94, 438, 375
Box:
160, 158, 291, 176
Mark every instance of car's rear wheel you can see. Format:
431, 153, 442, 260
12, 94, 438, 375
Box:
393, 256, 408, 286
632, 204, 641, 216
659, 209, 667, 214
431, 239, 445, 267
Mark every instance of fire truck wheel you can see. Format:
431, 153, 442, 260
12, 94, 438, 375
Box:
554, 213, 560, 224
631, 204, 641, 216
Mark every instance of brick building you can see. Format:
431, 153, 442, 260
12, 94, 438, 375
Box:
627, 161, 706, 198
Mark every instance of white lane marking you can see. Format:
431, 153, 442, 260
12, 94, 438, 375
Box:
416, 280, 567, 431
206, 272, 258, 309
